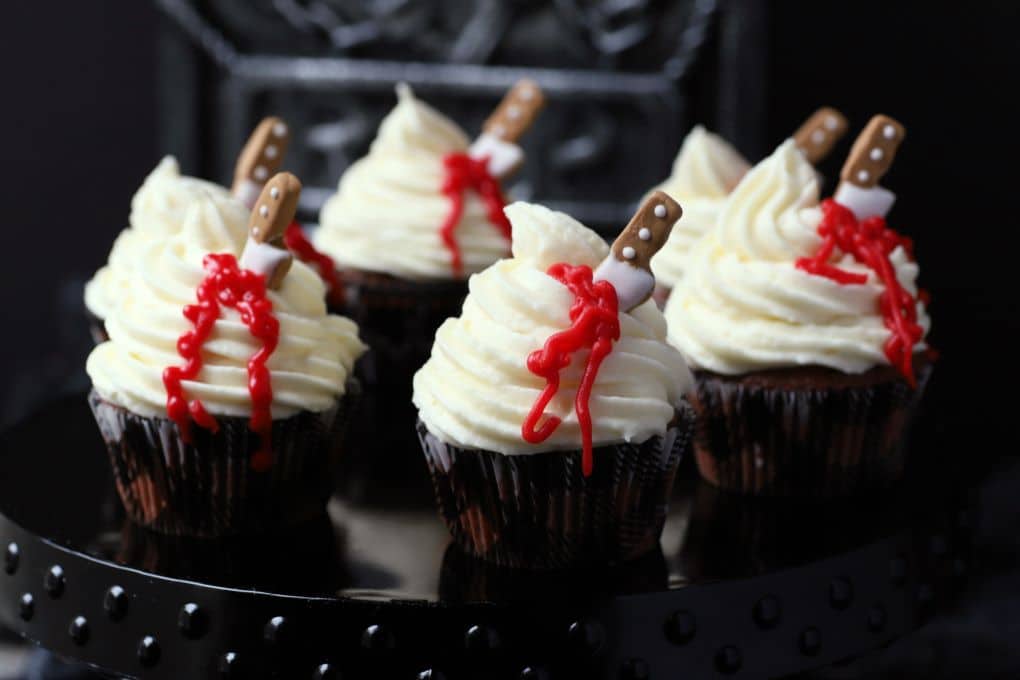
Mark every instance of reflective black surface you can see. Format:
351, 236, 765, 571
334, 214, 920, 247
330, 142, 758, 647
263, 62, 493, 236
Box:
0, 395, 979, 679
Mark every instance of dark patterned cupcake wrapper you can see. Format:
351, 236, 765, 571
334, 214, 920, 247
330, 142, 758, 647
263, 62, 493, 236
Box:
689, 363, 933, 497
417, 408, 693, 570
88, 380, 360, 537
330, 269, 469, 503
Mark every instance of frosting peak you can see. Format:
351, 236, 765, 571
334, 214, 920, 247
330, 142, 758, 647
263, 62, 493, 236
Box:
85, 157, 243, 320
650, 126, 750, 287
664, 139, 930, 375
413, 201, 690, 455
87, 190, 366, 420
315, 84, 511, 280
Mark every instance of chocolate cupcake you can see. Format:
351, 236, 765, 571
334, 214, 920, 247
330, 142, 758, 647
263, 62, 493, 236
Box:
664, 118, 932, 497
84, 157, 241, 343
86, 174, 366, 536
414, 198, 694, 569
314, 82, 544, 501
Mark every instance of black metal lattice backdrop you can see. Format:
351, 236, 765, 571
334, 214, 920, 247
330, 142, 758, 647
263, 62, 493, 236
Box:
152, 0, 767, 230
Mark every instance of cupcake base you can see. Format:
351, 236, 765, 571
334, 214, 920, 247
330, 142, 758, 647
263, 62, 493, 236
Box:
331, 268, 468, 505
417, 410, 693, 569
689, 357, 932, 497
88, 382, 360, 537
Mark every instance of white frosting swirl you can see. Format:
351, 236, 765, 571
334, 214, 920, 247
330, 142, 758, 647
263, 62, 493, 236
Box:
87, 191, 366, 419
649, 126, 750, 287
413, 202, 692, 455
315, 84, 511, 280
664, 139, 930, 375
85, 157, 238, 320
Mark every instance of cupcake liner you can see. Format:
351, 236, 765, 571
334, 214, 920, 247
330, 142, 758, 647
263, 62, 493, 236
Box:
417, 408, 693, 569
330, 269, 468, 504
689, 360, 933, 497
88, 380, 360, 537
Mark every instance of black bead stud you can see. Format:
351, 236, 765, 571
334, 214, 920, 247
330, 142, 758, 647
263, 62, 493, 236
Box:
829, 576, 854, 610
753, 595, 782, 629
138, 635, 160, 667
715, 645, 742, 675
621, 657, 650, 680
664, 610, 696, 645
69, 616, 89, 645
45, 565, 65, 598
19, 593, 33, 622
890, 556, 907, 586
930, 535, 949, 558
4, 543, 18, 575
567, 620, 605, 656
520, 667, 547, 680
219, 652, 240, 678
361, 624, 395, 651
465, 624, 499, 651
417, 670, 447, 680
178, 602, 208, 639
799, 627, 821, 656
313, 663, 338, 680
104, 585, 128, 621
867, 604, 887, 632
264, 615, 287, 646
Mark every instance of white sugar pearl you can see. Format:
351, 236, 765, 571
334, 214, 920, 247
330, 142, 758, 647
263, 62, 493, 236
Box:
824, 115, 840, 130
254, 166, 268, 181
883, 124, 897, 139
870, 147, 884, 161
857, 169, 870, 183
622, 246, 636, 260
265, 145, 278, 159
507, 105, 521, 120
273, 122, 287, 137
259, 205, 269, 217
811, 129, 826, 144
653, 204, 667, 218
638, 227, 652, 241
270, 186, 280, 200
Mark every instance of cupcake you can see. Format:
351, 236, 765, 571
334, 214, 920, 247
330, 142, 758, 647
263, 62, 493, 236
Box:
87, 173, 366, 536
314, 81, 545, 501
84, 157, 240, 342
413, 194, 694, 568
664, 116, 931, 497
649, 108, 848, 304
85, 117, 294, 343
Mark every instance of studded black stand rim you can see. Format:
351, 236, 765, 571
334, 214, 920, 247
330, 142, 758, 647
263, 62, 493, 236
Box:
0, 396, 975, 679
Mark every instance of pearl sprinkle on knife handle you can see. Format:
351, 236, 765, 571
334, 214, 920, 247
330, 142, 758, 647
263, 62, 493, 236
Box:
834, 114, 906, 219
469, 80, 545, 179
240, 172, 300, 290
792, 106, 849, 165
594, 191, 683, 311
233, 117, 291, 209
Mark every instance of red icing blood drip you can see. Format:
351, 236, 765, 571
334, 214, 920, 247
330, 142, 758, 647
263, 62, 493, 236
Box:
439, 153, 512, 277
795, 199, 925, 385
283, 220, 344, 306
522, 264, 620, 477
162, 253, 280, 471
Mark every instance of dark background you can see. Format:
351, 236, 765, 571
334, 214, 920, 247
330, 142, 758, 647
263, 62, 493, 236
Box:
0, 1, 1017, 677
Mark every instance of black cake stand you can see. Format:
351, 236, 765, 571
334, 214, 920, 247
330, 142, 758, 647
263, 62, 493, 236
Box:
0, 395, 974, 679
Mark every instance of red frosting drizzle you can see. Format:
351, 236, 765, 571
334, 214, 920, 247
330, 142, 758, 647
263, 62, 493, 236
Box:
283, 220, 344, 306
522, 264, 620, 477
439, 153, 512, 277
795, 198, 925, 385
162, 253, 280, 471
